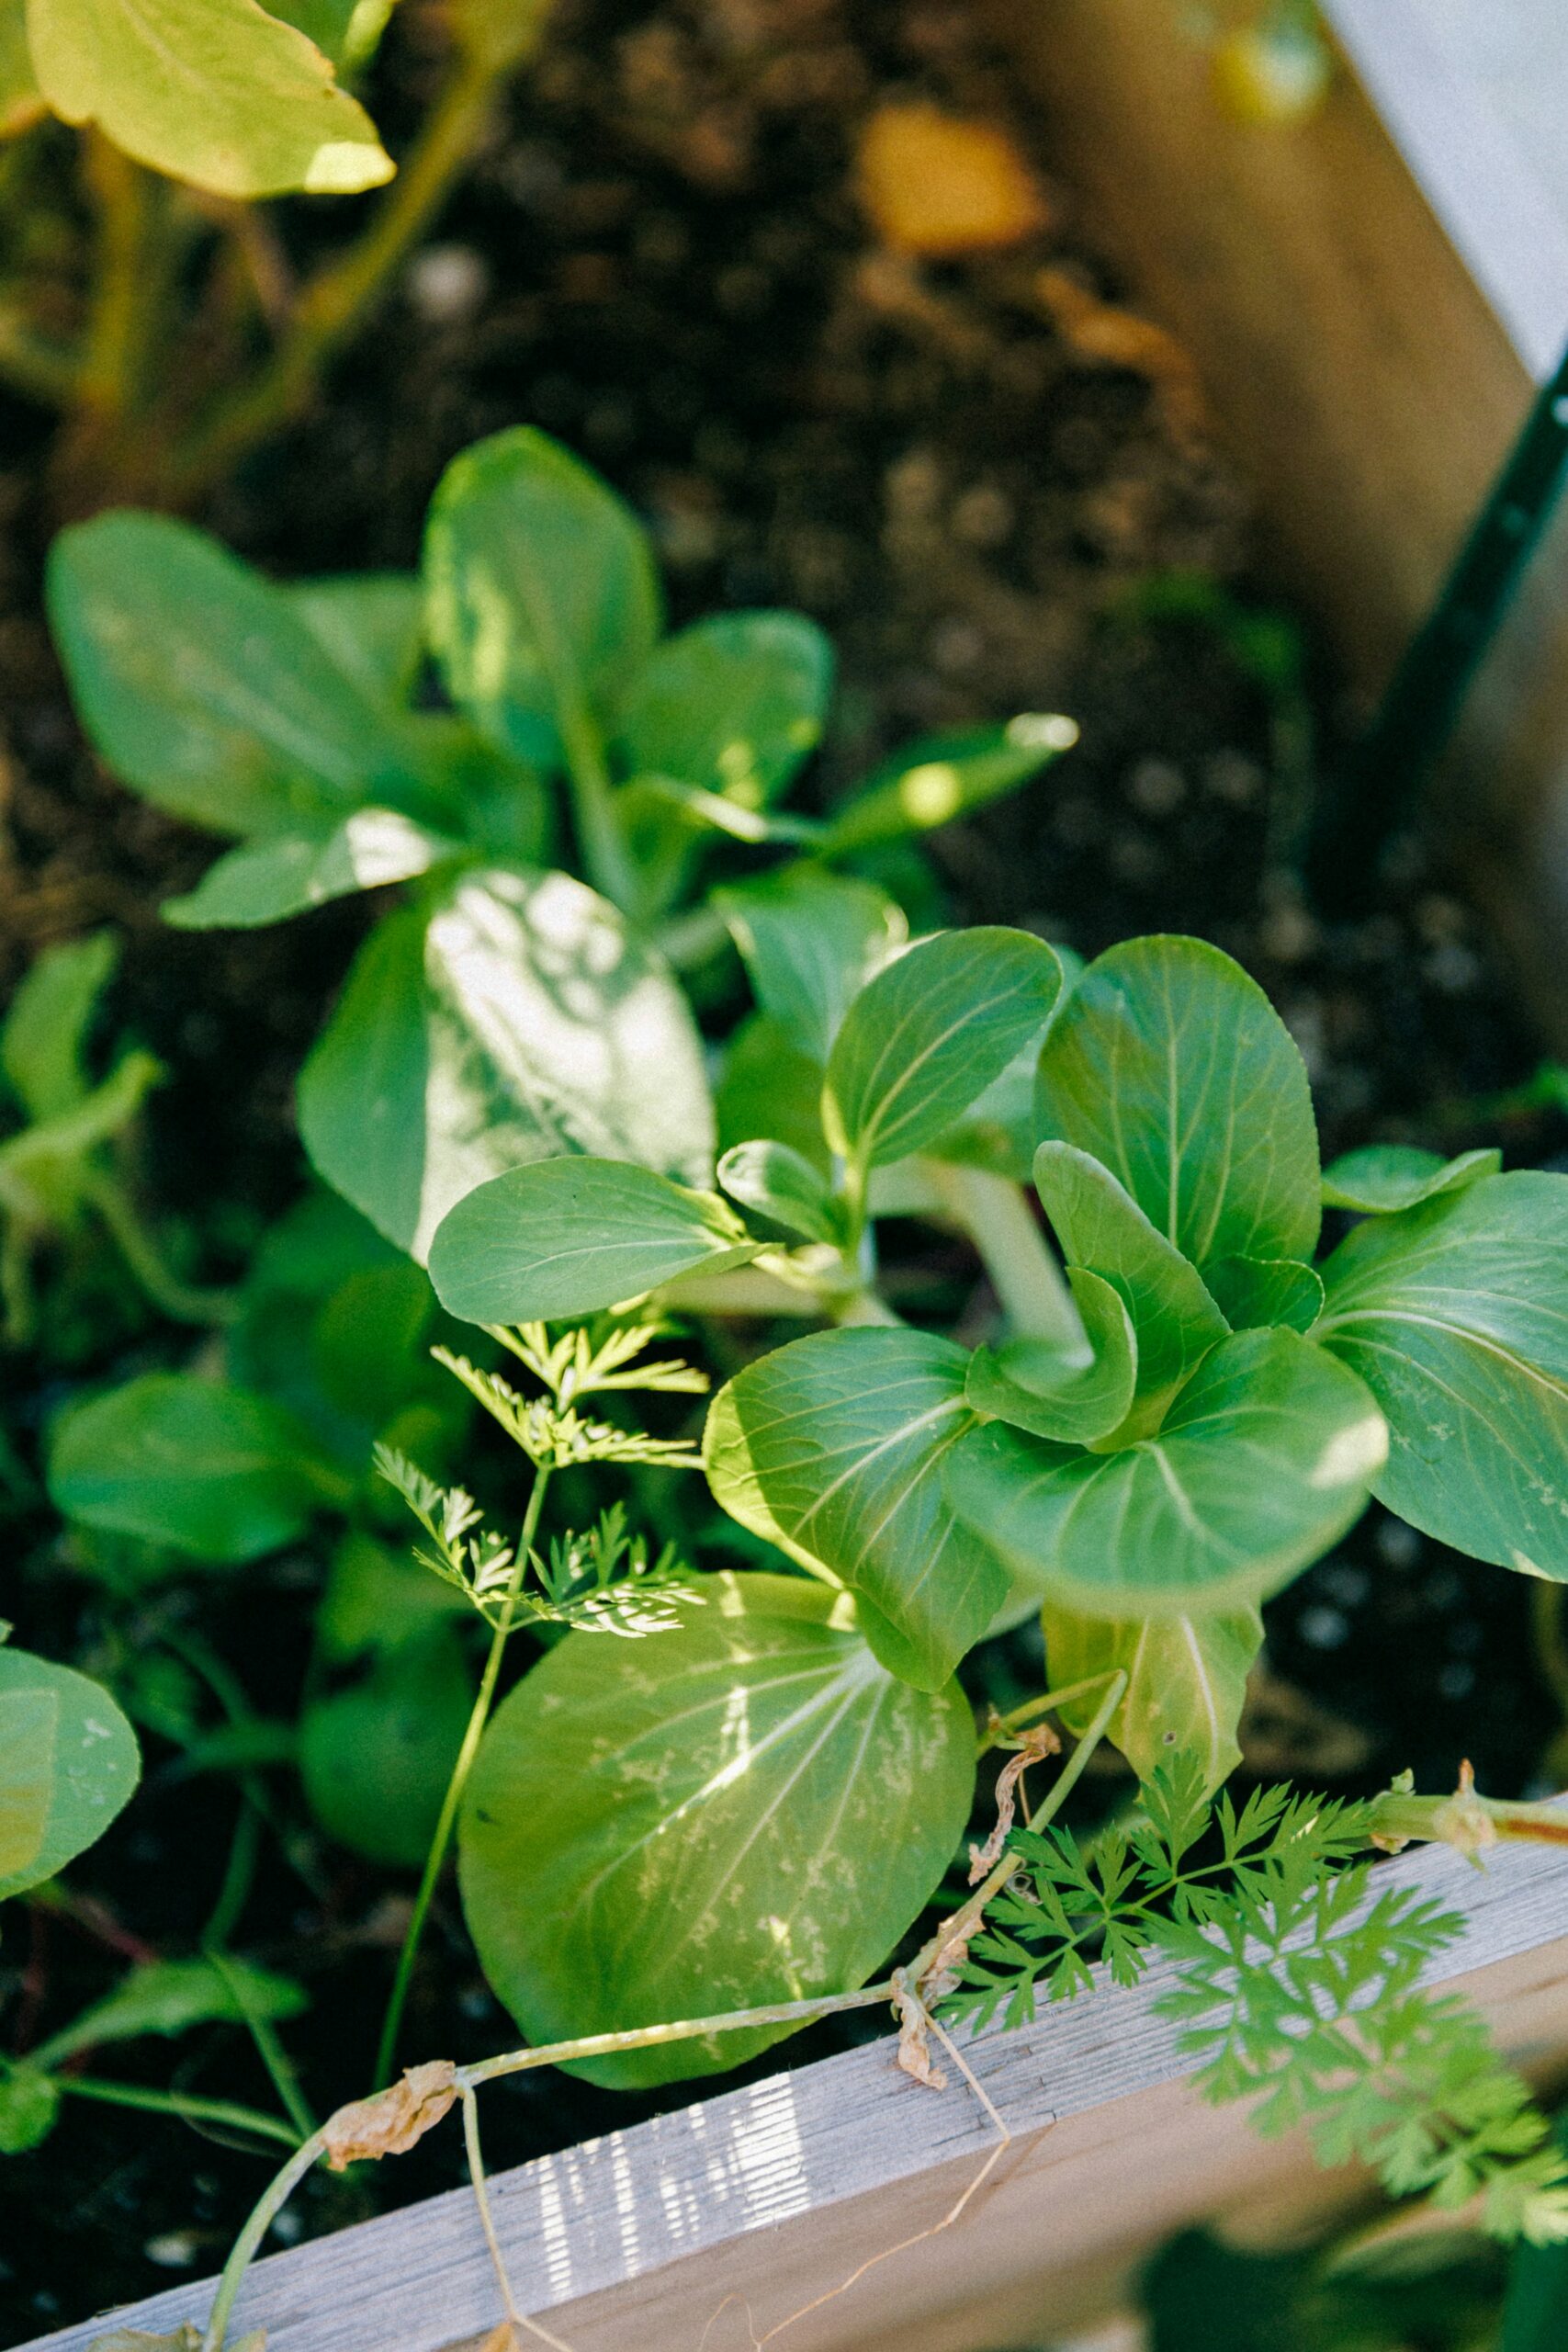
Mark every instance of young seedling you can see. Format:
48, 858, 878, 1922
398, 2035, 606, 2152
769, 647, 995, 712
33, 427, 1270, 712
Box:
47, 425, 1076, 1264
0, 930, 232, 1343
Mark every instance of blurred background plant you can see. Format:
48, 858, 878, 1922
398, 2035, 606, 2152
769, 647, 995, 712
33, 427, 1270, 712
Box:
0, 0, 552, 511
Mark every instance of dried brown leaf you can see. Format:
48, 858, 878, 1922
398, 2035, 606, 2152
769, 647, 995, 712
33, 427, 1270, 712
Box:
967, 1722, 1060, 1883
890, 1967, 945, 2090
321, 2059, 458, 2171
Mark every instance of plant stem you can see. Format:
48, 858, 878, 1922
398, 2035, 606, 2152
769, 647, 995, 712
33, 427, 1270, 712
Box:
982, 1669, 1127, 1754
78, 135, 156, 425
165, 40, 510, 501
202, 2127, 327, 2352
1370, 1775, 1568, 1853
56, 2075, 301, 2148
84, 1170, 240, 1326
460, 1983, 894, 2090
202, 1796, 263, 1949
925, 1162, 1080, 1345
373, 1465, 554, 2089
206, 1945, 317, 2143
559, 703, 639, 912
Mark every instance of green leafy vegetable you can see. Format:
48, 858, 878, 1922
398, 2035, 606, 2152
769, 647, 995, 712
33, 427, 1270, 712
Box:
1041, 1600, 1261, 1791
716, 1139, 843, 1247
616, 611, 832, 807
1036, 934, 1319, 1270
299, 866, 714, 1258
826, 927, 1063, 1174
31, 1956, 306, 2066
716, 865, 908, 1064
429, 1156, 760, 1326
821, 715, 1077, 853
1318, 1171, 1568, 1578
947, 1329, 1385, 1615
964, 1266, 1136, 1445
301, 1624, 473, 1868
459, 1573, 973, 2085
164, 808, 457, 930
705, 1327, 1009, 1688
1203, 1253, 1324, 1335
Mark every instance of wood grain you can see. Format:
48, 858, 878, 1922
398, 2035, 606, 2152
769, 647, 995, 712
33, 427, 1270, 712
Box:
23, 1826, 1568, 2352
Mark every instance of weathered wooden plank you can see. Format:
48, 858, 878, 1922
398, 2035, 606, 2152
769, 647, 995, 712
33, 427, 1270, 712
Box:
25, 1829, 1568, 2352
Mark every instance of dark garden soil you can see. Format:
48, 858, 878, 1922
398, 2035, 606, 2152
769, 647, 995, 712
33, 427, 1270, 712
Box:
2, 0, 1564, 2335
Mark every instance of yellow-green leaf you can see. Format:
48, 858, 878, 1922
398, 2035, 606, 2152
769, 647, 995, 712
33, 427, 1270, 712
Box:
28, 0, 393, 198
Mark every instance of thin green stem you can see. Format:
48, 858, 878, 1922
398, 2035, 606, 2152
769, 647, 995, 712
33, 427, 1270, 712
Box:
56, 2075, 301, 2148
205, 1946, 317, 2143
202, 1796, 263, 1950
165, 38, 516, 501
458, 1984, 894, 2090
77, 134, 164, 428
202, 2126, 326, 2352
982, 1669, 1126, 1756
373, 1465, 554, 2089
84, 1170, 240, 1326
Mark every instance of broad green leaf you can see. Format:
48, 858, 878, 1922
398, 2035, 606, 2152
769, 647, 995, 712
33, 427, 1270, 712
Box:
1321, 1144, 1502, 1216
617, 611, 832, 806
48, 514, 422, 839
27, 0, 392, 198
946, 1328, 1386, 1615
716, 866, 907, 1063
1032, 1142, 1228, 1419
32, 1957, 306, 2067
822, 715, 1077, 853
310, 1261, 436, 1428
716, 1139, 842, 1246
301, 1625, 471, 1869
0, 2063, 57, 2152
315, 1531, 468, 1663
425, 427, 661, 767
715, 1011, 830, 1175
430, 1156, 759, 1325
0, 0, 41, 138
827, 927, 1063, 1173
1204, 1255, 1324, 1335
0, 1645, 140, 1901
49, 1374, 316, 1563
1317, 1170, 1568, 1577
287, 573, 424, 704
923, 1042, 1039, 1182
0, 1689, 55, 1883
299, 866, 715, 1259
164, 807, 458, 930
1036, 934, 1319, 1269
1041, 1600, 1262, 1792
459, 1573, 974, 2086
965, 1266, 1136, 1444
704, 1327, 1008, 1688
1, 931, 116, 1122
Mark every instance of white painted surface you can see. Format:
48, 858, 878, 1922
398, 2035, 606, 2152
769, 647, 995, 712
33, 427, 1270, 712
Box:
1325, 0, 1568, 380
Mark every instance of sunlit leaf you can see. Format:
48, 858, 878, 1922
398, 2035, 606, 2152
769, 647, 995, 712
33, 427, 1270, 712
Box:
1318, 1171, 1568, 1579
1036, 934, 1319, 1270
0, 0, 42, 138
617, 611, 832, 806
164, 807, 459, 929
1032, 1141, 1228, 1423
28, 0, 392, 198
431, 1156, 760, 1325
827, 926, 1062, 1172
459, 1573, 974, 2085
705, 1327, 1009, 1688
426, 426, 661, 767
299, 865, 715, 1259
947, 1328, 1385, 1615
821, 715, 1077, 852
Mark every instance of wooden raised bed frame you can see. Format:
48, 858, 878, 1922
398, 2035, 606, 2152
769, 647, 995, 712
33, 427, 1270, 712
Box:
28, 1831, 1568, 2352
